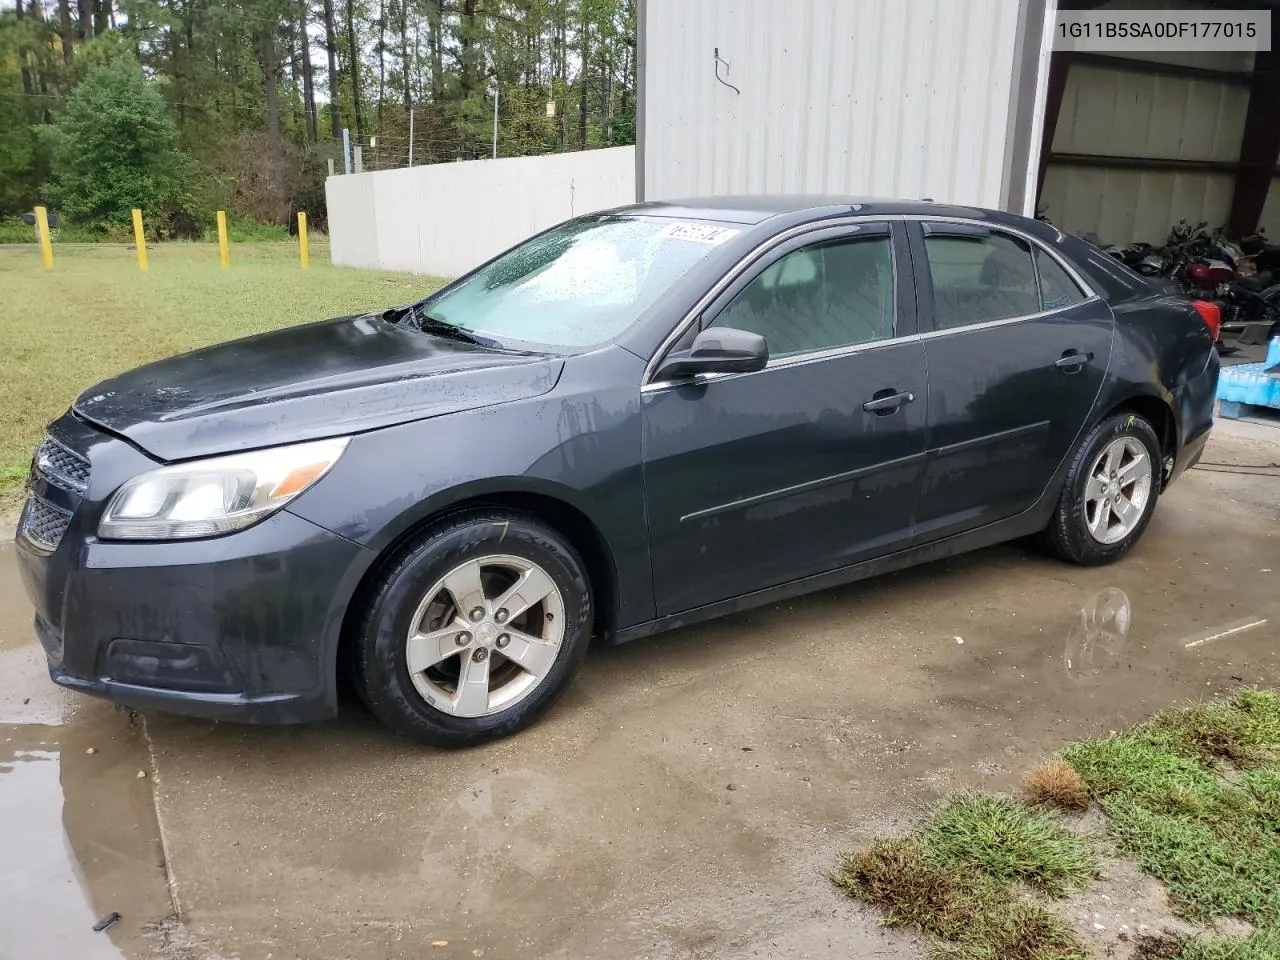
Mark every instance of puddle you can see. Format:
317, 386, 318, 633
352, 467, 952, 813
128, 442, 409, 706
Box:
1, 544, 175, 959
0, 718, 174, 960
1063, 586, 1132, 681
1, 727, 131, 960
1060, 585, 1280, 683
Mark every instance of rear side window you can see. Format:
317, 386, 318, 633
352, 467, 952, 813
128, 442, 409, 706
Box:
1035, 248, 1086, 311
924, 233, 1039, 330
709, 235, 895, 358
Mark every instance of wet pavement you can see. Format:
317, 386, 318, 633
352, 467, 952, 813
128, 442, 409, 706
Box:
1, 423, 1276, 960
1, 559, 175, 960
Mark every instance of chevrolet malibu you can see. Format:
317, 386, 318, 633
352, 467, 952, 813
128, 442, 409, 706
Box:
17, 198, 1219, 746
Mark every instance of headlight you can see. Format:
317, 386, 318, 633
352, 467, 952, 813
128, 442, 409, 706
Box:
99, 437, 349, 540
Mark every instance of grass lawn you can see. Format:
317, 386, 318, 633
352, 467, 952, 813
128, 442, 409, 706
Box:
1, 242, 444, 506
833, 689, 1280, 960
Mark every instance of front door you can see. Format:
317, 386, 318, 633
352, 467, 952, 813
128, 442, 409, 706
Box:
911, 221, 1115, 541
641, 223, 929, 616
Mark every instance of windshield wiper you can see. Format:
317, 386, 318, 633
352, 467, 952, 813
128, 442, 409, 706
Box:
386, 304, 489, 346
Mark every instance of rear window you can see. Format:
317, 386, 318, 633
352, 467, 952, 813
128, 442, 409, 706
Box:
1066, 236, 1154, 303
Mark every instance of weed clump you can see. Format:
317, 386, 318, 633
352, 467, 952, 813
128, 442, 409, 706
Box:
1020, 759, 1090, 812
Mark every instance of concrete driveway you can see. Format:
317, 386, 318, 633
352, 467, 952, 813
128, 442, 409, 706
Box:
3, 422, 1277, 960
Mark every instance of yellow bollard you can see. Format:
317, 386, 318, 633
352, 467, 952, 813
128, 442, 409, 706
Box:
131, 208, 148, 272
216, 210, 230, 269
34, 206, 53, 270
297, 212, 309, 270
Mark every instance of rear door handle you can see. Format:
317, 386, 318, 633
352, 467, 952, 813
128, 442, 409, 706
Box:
1055, 350, 1093, 372
862, 389, 915, 415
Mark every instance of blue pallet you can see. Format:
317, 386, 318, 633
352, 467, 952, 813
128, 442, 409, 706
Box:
1219, 398, 1280, 421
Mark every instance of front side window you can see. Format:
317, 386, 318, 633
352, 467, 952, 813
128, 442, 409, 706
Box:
708, 235, 895, 358
423, 216, 738, 348
924, 232, 1039, 330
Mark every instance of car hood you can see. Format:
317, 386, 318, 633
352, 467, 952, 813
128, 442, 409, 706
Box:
72, 314, 564, 461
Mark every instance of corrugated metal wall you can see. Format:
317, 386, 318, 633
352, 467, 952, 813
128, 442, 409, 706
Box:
643, 0, 1023, 207
1035, 0, 1280, 246
325, 147, 636, 276
1037, 50, 1260, 243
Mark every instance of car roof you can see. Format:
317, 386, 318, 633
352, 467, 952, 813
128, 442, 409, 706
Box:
606, 195, 1031, 228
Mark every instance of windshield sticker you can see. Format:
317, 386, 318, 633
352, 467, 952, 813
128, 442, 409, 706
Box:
659, 222, 740, 245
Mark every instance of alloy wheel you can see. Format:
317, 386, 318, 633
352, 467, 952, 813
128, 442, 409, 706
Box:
405, 554, 566, 718
1083, 436, 1153, 545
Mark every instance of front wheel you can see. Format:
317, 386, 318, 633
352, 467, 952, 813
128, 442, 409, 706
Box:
352, 510, 593, 747
1041, 412, 1162, 566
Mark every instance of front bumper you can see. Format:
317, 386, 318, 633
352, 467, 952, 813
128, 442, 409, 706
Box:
16, 416, 374, 724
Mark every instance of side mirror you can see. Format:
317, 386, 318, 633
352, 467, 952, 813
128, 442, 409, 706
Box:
654, 327, 769, 381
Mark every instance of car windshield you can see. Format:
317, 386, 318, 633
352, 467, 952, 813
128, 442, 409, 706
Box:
419, 215, 739, 348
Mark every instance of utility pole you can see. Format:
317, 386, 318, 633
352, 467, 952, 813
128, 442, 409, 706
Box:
490, 80, 499, 159
408, 106, 414, 167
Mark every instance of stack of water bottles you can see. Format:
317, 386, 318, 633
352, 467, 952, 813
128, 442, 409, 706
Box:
1217, 336, 1280, 411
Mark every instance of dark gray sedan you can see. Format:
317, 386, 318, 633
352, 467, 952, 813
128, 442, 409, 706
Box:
17, 197, 1219, 746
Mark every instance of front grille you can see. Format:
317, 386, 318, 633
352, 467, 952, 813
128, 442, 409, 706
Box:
34, 436, 90, 494
21, 495, 73, 551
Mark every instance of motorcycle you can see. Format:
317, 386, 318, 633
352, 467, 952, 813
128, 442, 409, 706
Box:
1160, 225, 1280, 350
1094, 221, 1279, 346
1235, 234, 1280, 343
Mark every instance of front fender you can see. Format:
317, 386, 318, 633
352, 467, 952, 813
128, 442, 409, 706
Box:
287, 347, 657, 629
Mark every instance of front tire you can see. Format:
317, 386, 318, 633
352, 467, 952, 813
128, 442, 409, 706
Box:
1042, 412, 1162, 566
352, 510, 593, 747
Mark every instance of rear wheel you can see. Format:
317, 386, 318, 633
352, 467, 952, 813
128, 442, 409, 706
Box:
353, 510, 593, 747
1042, 412, 1162, 566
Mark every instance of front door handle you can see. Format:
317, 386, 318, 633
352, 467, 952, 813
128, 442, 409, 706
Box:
1055, 350, 1093, 372
862, 389, 915, 415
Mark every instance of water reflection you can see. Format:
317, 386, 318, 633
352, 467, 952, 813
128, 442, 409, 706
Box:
1063, 586, 1132, 681
0, 727, 129, 960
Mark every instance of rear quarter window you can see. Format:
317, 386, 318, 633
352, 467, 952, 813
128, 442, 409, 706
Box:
1035, 248, 1086, 311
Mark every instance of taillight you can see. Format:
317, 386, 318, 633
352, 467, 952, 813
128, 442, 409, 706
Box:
1191, 300, 1221, 340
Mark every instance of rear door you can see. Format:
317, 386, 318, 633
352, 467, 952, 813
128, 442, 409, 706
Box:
911, 221, 1114, 541
641, 222, 928, 616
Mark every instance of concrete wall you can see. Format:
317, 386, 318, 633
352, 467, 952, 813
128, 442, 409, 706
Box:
325, 146, 636, 277
641, 0, 1026, 209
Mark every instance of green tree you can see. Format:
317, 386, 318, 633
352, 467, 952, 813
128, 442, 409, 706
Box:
40, 51, 200, 234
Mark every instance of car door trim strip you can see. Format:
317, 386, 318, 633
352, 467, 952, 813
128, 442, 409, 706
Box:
931, 420, 1052, 458
679, 450, 928, 524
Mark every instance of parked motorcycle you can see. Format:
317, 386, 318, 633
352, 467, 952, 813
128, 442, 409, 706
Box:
1095, 220, 1279, 346
1167, 231, 1280, 347
1236, 234, 1280, 343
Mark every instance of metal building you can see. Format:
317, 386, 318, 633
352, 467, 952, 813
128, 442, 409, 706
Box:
636, 0, 1280, 245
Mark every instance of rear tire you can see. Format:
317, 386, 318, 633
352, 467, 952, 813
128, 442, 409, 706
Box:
352, 510, 593, 747
1041, 412, 1162, 566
